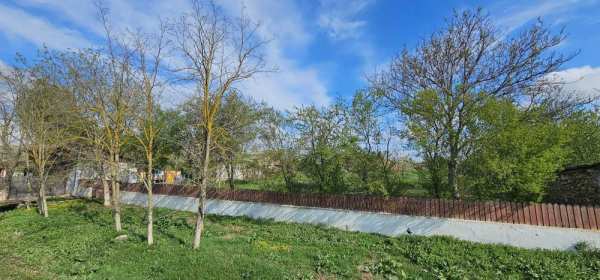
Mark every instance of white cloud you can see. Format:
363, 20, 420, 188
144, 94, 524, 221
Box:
216, 0, 331, 109
15, 0, 104, 35
2, 0, 331, 109
0, 59, 9, 72
240, 64, 330, 110
161, 82, 196, 108
492, 0, 597, 34
316, 0, 380, 86
549, 66, 600, 97
0, 3, 91, 49
495, 1, 568, 31
15, 0, 192, 37
218, 0, 312, 48
318, 0, 374, 40
319, 17, 366, 41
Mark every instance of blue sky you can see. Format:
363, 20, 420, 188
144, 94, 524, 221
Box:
1, 0, 600, 109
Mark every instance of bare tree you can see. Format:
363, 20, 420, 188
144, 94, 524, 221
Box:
15, 54, 77, 217
373, 9, 576, 198
63, 5, 138, 231
171, 0, 268, 249
67, 75, 112, 207
0, 64, 25, 199
86, 4, 139, 232
128, 24, 168, 246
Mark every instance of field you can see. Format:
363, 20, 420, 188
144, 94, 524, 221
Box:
227, 169, 428, 198
1, 200, 599, 279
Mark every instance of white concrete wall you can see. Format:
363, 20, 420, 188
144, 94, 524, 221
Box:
115, 191, 600, 251
67, 171, 92, 199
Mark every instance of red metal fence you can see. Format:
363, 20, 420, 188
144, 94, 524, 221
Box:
83, 181, 600, 231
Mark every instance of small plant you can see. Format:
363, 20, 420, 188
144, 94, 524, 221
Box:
574, 241, 594, 252
363, 255, 406, 279
313, 253, 335, 274
240, 270, 253, 280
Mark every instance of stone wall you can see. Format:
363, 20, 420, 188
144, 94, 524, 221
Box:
547, 163, 600, 205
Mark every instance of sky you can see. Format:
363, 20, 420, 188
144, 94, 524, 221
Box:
1, 0, 600, 110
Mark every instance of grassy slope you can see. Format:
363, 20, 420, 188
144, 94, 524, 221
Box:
0, 200, 599, 280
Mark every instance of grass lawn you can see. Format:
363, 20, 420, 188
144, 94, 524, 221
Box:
1, 200, 599, 279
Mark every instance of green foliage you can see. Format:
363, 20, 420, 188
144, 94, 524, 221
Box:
214, 91, 267, 188
418, 155, 449, 198
154, 108, 189, 171
293, 103, 355, 193
400, 89, 480, 198
464, 99, 568, 201
562, 110, 600, 167
1, 200, 600, 279
287, 92, 413, 196
362, 254, 406, 279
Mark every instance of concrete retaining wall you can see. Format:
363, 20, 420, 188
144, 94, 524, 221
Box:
116, 190, 600, 250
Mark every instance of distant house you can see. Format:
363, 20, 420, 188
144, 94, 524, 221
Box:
547, 163, 600, 205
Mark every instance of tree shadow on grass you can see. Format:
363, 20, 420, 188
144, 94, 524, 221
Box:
69, 202, 114, 228
154, 213, 193, 245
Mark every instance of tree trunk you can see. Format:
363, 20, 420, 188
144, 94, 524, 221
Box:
193, 131, 211, 249
448, 151, 459, 199
25, 172, 32, 209
111, 178, 122, 231
146, 160, 154, 246
227, 158, 235, 190
317, 154, 325, 192
101, 177, 111, 207
5, 169, 13, 200
425, 155, 442, 198
281, 155, 293, 190
111, 152, 122, 232
38, 178, 48, 217
147, 186, 154, 245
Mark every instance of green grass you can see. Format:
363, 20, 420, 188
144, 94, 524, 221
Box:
1, 200, 599, 279
225, 170, 430, 198
228, 177, 287, 191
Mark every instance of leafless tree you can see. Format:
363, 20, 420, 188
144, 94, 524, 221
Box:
63, 4, 138, 231
171, 0, 268, 249
127, 23, 168, 246
65, 51, 114, 207
15, 54, 78, 217
0, 63, 25, 199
